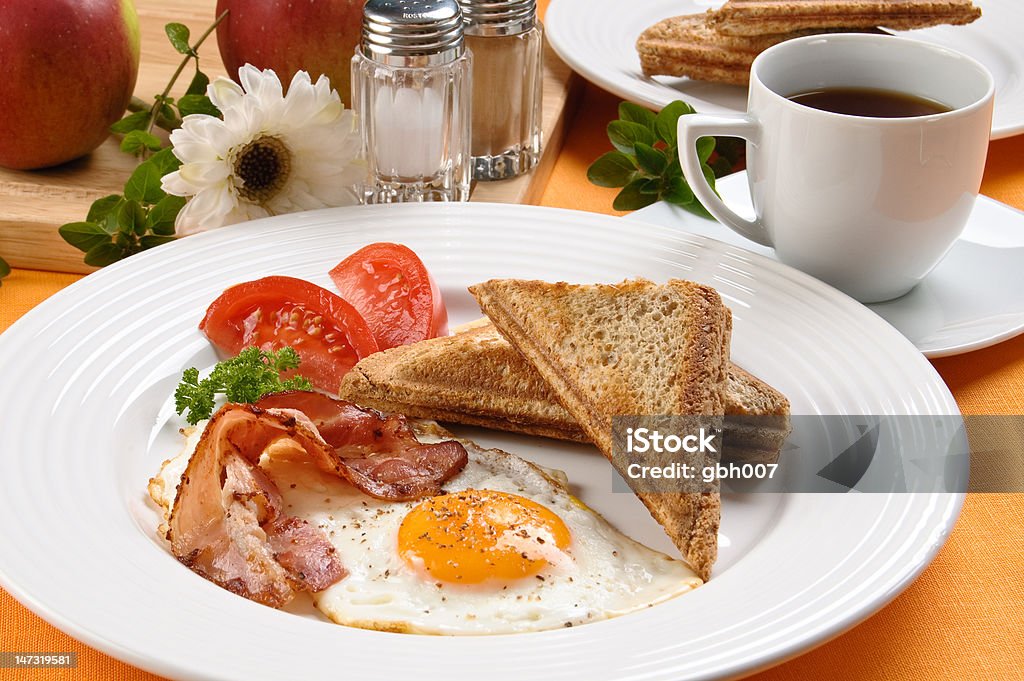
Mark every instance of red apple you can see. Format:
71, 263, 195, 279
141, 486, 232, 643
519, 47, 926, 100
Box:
0, 0, 140, 170
216, 0, 365, 105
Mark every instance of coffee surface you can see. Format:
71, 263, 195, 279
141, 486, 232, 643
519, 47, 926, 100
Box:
787, 87, 953, 118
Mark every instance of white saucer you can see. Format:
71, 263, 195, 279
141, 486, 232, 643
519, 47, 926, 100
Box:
630, 171, 1024, 357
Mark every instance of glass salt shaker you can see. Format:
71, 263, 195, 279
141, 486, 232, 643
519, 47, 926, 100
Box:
352, 0, 473, 202
459, 0, 543, 181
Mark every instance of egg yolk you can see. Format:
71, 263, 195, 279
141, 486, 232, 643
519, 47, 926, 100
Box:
397, 489, 572, 584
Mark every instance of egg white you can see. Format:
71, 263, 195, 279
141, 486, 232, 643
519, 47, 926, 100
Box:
150, 421, 701, 634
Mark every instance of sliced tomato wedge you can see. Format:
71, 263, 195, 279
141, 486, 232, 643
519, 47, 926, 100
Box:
329, 242, 448, 350
199, 276, 379, 393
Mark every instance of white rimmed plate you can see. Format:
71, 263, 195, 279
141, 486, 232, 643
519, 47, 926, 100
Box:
632, 171, 1024, 357
0, 203, 962, 681
545, 0, 1024, 139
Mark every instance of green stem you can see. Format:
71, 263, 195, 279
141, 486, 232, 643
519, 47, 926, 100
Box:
144, 9, 229, 136
129, 96, 181, 131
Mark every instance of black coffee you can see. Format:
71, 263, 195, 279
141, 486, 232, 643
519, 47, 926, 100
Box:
787, 87, 952, 118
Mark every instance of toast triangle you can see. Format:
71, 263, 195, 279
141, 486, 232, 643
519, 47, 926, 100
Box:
339, 323, 790, 463
469, 278, 731, 580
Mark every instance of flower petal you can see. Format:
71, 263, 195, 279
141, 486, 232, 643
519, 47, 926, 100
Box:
175, 183, 238, 235
179, 161, 231, 187
160, 170, 193, 197
208, 77, 245, 113
239, 64, 284, 103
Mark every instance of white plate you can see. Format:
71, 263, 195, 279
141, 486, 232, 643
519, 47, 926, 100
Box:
0, 203, 962, 681
631, 172, 1024, 357
546, 0, 1024, 139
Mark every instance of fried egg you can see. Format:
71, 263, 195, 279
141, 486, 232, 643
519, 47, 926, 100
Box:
150, 421, 701, 634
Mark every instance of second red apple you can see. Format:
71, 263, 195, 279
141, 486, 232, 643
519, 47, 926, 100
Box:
216, 0, 365, 104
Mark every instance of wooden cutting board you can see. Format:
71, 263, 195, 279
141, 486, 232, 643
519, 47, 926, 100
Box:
0, 0, 579, 274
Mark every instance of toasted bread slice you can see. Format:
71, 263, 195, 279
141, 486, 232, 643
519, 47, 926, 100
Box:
468, 278, 730, 580
339, 323, 791, 463
710, 0, 981, 36
636, 13, 827, 85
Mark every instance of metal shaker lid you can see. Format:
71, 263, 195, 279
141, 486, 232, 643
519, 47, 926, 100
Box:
459, 0, 537, 36
362, 0, 466, 66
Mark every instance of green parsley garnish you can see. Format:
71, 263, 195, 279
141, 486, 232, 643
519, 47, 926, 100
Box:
174, 347, 314, 425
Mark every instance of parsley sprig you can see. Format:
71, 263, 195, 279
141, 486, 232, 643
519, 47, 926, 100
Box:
0, 256, 9, 286
587, 101, 741, 214
174, 347, 314, 425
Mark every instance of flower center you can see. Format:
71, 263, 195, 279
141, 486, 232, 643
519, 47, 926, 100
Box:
233, 136, 292, 203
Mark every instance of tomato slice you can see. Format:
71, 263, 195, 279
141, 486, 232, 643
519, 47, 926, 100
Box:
329, 243, 448, 350
199, 276, 379, 393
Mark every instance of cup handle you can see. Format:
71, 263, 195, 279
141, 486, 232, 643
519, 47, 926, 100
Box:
677, 114, 771, 248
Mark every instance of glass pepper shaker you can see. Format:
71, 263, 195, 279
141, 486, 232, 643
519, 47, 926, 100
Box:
352, 0, 473, 202
459, 0, 543, 181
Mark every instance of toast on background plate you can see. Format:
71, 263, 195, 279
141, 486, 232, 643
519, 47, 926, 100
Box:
339, 322, 791, 463
469, 278, 731, 581
636, 14, 830, 85
710, 0, 982, 36
637, 0, 979, 84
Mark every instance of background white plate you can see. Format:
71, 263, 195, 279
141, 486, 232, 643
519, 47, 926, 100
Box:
546, 0, 1024, 139
0, 204, 962, 681
632, 172, 1024, 357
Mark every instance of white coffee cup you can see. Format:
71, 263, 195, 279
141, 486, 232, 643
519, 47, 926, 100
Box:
678, 33, 994, 303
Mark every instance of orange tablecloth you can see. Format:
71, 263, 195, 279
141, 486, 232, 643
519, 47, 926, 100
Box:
2, 15, 1024, 681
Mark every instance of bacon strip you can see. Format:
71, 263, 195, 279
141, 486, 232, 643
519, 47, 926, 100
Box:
255, 391, 469, 501
167, 404, 347, 608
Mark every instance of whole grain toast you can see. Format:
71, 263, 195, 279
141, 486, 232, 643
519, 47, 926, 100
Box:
710, 0, 981, 36
636, 13, 832, 85
468, 278, 730, 580
339, 323, 791, 463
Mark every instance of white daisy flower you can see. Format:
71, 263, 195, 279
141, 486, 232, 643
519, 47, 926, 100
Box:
162, 65, 364, 235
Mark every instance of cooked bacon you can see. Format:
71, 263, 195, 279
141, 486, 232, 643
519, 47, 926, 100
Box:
167, 404, 347, 608
168, 393, 466, 608
255, 391, 468, 500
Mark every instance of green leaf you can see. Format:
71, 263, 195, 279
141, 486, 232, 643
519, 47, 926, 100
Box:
607, 120, 655, 154
663, 176, 695, 205
618, 102, 656, 130
124, 161, 165, 204
186, 70, 210, 96
686, 199, 714, 220
140, 234, 178, 249
612, 178, 658, 211
120, 130, 164, 156
113, 231, 133, 250
702, 162, 717, 192
100, 212, 120, 235
638, 177, 661, 195
86, 195, 123, 224
165, 23, 194, 56
117, 200, 147, 236
663, 157, 683, 182
110, 110, 151, 135
586, 151, 637, 188
710, 156, 733, 178
654, 100, 696, 146
148, 147, 182, 176
59, 221, 111, 253
696, 136, 716, 164
159, 101, 177, 123
0, 256, 10, 284
83, 242, 126, 267
177, 94, 221, 118
634, 142, 667, 176
148, 194, 185, 235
